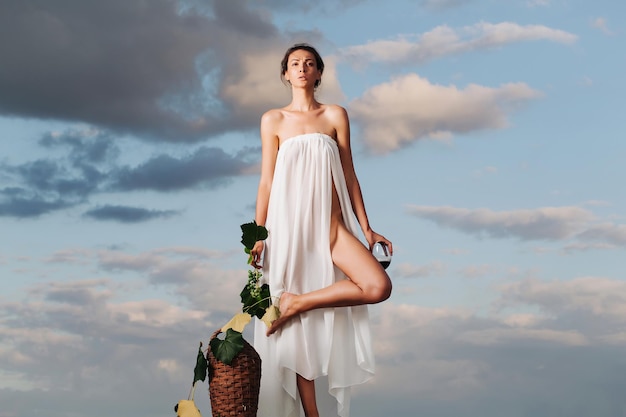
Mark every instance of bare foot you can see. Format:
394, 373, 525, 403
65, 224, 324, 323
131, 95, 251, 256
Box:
267, 292, 299, 336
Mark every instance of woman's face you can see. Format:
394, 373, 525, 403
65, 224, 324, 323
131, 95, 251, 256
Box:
283, 49, 321, 88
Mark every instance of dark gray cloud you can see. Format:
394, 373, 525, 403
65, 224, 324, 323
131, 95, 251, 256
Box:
0, 0, 209, 139
0, 1, 351, 142
0, 0, 287, 141
213, 0, 277, 37
247, 0, 366, 13
83, 205, 179, 223
0, 129, 113, 217
0, 128, 258, 218
111, 146, 258, 191
39, 129, 121, 164
0, 189, 75, 217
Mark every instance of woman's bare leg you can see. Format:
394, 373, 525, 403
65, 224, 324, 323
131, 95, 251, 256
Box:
267, 222, 392, 335
297, 375, 319, 417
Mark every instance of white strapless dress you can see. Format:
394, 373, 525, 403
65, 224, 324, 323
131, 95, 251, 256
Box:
253, 133, 375, 417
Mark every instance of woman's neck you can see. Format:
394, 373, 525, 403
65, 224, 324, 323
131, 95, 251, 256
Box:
287, 88, 320, 112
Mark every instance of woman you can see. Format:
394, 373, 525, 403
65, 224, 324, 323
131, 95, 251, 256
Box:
251, 43, 393, 417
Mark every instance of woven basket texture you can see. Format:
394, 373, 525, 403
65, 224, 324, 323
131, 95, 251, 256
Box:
207, 330, 262, 417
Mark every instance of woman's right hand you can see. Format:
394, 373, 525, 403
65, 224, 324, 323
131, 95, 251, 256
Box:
250, 240, 265, 269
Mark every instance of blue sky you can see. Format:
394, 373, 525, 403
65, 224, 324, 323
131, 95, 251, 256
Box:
1, 1, 625, 416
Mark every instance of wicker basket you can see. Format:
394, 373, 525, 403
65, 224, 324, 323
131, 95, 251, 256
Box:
206, 330, 262, 417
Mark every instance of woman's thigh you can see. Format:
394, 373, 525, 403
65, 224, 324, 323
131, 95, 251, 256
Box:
330, 222, 391, 300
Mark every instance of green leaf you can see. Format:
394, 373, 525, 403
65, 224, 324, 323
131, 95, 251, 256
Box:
210, 329, 244, 365
193, 342, 208, 384
241, 283, 271, 319
240, 221, 268, 251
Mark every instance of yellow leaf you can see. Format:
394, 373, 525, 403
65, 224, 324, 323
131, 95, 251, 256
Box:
176, 399, 202, 417
260, 305, 280, 328
221, 313, 252, 333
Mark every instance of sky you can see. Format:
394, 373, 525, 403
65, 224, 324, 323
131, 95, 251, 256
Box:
0, 0, 625, 416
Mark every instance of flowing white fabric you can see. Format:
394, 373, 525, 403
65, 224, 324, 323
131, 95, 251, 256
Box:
253, 133, 375, 417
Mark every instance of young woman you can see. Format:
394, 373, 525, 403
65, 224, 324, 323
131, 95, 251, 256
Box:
251, 43, 393, 417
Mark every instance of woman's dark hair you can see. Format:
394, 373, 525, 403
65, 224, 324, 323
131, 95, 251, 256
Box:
280, 43, 324, 88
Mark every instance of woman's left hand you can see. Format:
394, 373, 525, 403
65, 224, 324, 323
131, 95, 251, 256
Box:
365, 230, 393, 255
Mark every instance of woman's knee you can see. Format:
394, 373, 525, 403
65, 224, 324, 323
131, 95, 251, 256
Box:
363, 276, 392, 303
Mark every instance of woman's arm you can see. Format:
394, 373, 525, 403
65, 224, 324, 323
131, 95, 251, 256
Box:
332, 106, 393, 253
251, 110, 280, 268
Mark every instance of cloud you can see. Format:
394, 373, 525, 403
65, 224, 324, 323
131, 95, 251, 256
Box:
0, 0, 217, 140
355, 294, 626, 416
590, 17, 613, 35
0, 128, 112, 217
245, 0, 367, 14
110, 146, 258, 191
3, 245, 626, 417
350, 75, 541, 152
500, 276, 626, 322
0, 277, 215, 416
526, 0, 550, 6
407, 204, 626, 249
394, 261, 446, 278
221, 50, 345, 120
0, 1, 345, 142
562, 242, 618, 253
407, 205, 593, 240
0, 127, 258, 218
457, 327, 588, 346
96, 247, 245, 313
340, 22, 577, 66
421, 0, 471, 11
0, 191, 75, 218
83, 205, 179, 223
459, 264, 495, 278
39, 127, 120, 164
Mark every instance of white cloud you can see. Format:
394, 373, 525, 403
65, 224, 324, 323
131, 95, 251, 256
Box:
526, 0, 550, 7
502, 313, 544, 327
590, 17, 613, 35
408, 205, 626, 249
340, 22, 577, 66
4, 268, 626, 416
457, 327, 588, 346
500, 276, 626, 321
577, 223, 626, 246
350, 74, 541, 153
97, 248, 247, 313
407, 205, 593, 240
421, 0, 470, 10
562, 242, 617, 253
459, 264, 495, 278
472, 165, 498, 177
394, 260, 446, 278
356, 289, 626, 415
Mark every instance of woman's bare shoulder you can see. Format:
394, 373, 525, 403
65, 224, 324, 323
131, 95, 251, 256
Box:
260, 108, 285, 137
261, 109, 285, 132
323, 103, 348, 118
321, 104, 349, 136
261, 108, 284, 124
